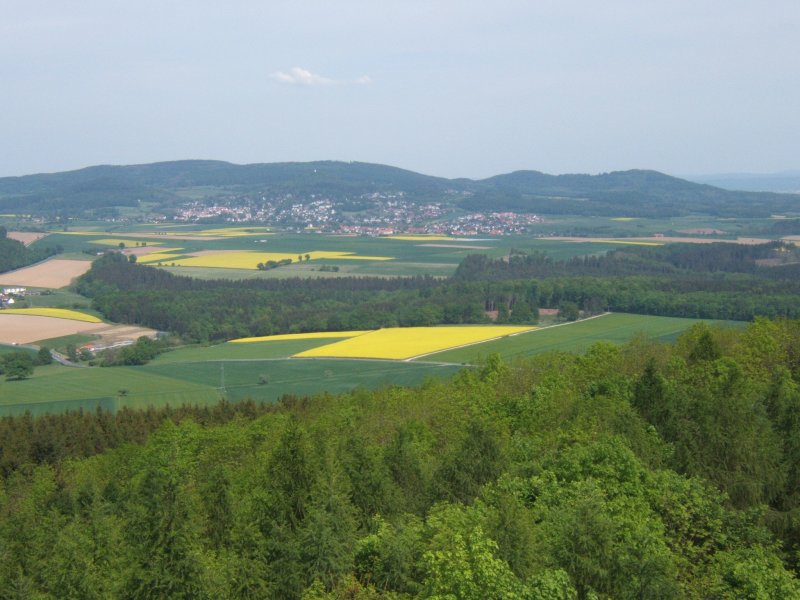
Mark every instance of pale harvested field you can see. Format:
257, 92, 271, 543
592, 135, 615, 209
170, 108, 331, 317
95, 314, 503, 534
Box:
7, 231, 49, 246
89, 324, 158, 346
0, 259, 92, 288
0, 315, 107, 344
0, 315, 156, 346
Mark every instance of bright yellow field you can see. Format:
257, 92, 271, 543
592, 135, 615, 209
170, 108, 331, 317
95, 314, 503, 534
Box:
293, 325, 536, 360
167, 251, 393, 269
230, 330, 371, 343
610, 217, 639, 222
137, 252, 188, 264
0, 308, 102, 323
91, 239, 163, 247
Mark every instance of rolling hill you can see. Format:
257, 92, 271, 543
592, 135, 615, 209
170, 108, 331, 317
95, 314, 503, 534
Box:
1, 160, 798, 218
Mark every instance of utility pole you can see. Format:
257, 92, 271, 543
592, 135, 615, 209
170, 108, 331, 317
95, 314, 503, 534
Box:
220, 362, 226, 392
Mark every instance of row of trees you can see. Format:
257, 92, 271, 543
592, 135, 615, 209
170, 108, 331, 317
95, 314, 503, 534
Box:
0, 320, 798, 597
0, 347, 51, 380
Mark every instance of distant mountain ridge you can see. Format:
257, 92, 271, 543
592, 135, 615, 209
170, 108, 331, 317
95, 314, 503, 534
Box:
0, 160, 798, 218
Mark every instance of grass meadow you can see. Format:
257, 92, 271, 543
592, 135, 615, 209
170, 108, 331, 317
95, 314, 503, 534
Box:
426, 313, 741, 363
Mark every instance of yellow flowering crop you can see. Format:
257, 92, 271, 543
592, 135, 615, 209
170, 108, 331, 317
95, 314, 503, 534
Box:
230, 330, 371, 343
0, 308, 102, 323
293, 325, 536, 360
168, 251, 393, 269
137, 252, 188, 264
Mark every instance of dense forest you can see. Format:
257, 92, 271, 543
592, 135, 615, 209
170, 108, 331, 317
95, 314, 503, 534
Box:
75, 243, 800, 343
0, 320, 799, 597
2, 160, 799, 218
0, 227, 61, 274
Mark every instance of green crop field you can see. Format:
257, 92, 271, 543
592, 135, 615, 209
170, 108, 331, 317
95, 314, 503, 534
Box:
424, 313, 744, 363
0, 344, 37, 357
0, 313, 743, 416
140, 359, 460, 403
33, 228, 680, 279
0, 364, 221, 416
31, 333, 98, 353
150, 338, 353, 363
0, 354, 460, 416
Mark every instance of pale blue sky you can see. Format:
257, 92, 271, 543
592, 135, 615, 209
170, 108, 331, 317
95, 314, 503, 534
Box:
2, 1, 798, 178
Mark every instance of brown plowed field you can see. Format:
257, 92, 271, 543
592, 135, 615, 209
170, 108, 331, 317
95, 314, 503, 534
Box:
0, 316, 157, 346
0, 259, 92, 288
6, 232, 49, 246
0, 315, 107, 344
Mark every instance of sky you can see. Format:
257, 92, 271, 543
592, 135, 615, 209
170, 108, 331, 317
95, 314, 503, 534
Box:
1, 1, 799, 179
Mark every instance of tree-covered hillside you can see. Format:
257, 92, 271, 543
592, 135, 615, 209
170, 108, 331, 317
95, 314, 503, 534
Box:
0, 320, 798, 598
0, 227, 62, 274
2, 160, 798, 218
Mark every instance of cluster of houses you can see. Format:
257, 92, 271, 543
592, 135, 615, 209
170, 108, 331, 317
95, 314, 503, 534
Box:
0, 287, 26, 308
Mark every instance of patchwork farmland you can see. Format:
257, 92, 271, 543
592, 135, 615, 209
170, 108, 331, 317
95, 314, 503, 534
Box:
0, 313, 737, 415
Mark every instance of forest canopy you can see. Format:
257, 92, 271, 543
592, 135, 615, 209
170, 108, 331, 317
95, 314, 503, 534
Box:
0, 319, 799, 598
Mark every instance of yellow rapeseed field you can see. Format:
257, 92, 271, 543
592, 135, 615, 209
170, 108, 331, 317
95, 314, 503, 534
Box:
168, 251, 393, 269
230, 330, 371, 343
0, 308, 102, 323
137, 252, 188, 264
293, 325, 536, 360
610, 217, 639, 222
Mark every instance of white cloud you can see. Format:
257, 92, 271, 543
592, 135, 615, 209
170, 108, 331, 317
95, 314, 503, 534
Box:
270, 67, 371, 86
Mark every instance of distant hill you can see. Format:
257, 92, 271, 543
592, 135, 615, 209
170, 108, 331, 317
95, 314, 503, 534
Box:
1, 160, 798, 218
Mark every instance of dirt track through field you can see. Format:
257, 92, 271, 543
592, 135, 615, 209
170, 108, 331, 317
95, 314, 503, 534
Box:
0, 259, 92, 288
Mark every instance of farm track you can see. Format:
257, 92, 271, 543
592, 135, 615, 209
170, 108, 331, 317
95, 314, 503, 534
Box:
410, 312, 611, 362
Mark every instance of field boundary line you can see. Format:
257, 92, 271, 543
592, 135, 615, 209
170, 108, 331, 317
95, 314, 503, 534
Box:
152, 356, 467, 367
409, 312, 611, 362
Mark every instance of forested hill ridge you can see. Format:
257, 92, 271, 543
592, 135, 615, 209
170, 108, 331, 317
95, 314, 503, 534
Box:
1, 159, 798, 218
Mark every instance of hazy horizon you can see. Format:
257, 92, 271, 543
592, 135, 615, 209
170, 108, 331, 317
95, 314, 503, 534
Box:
3, 157, 800, 183
2, 2, 799, 179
